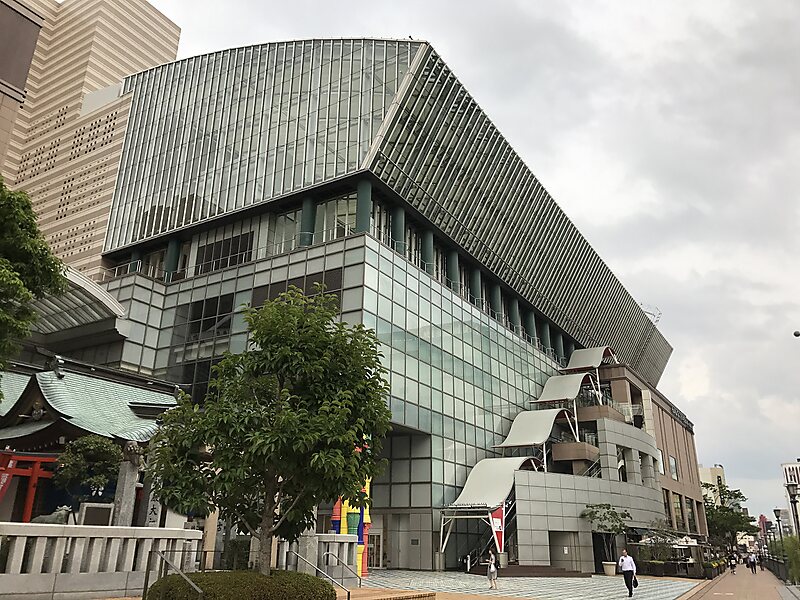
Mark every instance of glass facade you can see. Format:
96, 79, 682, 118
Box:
108, 39, 421, 250
686, 497, 697, 533
673, 492, 685, 530
88, 37, 707, 568
669, 455, 679, 480
369, 45, 672, 383
104, 38, 672, 384
362, 238, 560, 508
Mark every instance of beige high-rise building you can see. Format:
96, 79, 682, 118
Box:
1, 0, 179, 277
698, 463, 726, 506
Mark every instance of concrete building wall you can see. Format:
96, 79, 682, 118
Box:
601, 363, 707, 537
1, 0, 179, 278
515, 470, 665, 572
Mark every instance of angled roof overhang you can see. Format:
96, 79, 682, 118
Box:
25, 267, 129, 353
30, 267, 126, 335
533, 372, 595, 404
563, 346, 619, 372
448, 457, 535, 510
494, 408, 573, 449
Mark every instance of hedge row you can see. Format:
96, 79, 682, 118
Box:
147, 570, 336, 600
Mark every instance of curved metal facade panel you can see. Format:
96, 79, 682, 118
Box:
106, 39, 422, 250
370, 45, 672, 383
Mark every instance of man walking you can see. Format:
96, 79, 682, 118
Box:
618, 548, 637, 597
748, 552, 757, 574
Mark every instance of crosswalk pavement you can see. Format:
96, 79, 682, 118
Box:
365, 570, 699, 600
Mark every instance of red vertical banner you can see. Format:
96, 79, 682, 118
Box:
490, 504, 505, 552
0, 459, 16, 502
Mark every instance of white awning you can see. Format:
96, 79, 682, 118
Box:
449, 457, 534, 509
564, 346, 618, 371
533, 372, 594, 403
494, 408, 571, 448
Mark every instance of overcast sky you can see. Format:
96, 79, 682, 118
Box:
150, 0, 800, 519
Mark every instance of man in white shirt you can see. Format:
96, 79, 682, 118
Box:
618, 549, 637, 597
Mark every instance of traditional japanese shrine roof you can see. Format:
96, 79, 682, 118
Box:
0, 371, 32, 417
0, 363, 177, 445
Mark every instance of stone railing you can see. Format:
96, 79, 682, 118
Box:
0, 522, 202, 600
277, 533, 360, 588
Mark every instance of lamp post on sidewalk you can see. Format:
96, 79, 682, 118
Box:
787, 482, 800, 537
774, 508, 787, 580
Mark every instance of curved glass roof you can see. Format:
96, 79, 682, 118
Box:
30, 267, 126, 334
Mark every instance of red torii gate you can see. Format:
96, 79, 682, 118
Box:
0, 450, 58, 522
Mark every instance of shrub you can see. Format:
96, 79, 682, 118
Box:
147, 570, 336, 600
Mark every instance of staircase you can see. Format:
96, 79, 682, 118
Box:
467, 564, 591, 578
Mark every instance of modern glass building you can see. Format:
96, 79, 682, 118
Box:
25, 39, 704, 572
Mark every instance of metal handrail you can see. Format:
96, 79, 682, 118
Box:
286, 550, 350, 600
142, 549, 204, 600
320, 551, 362, 588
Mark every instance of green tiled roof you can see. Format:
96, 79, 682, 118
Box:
0, 372, 31, 417
35, 371, 176, 442
0, 420, 54, 439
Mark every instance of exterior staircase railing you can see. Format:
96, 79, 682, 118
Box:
579, 458, 602, 478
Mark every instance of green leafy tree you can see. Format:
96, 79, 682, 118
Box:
581, 503, 632, 562
702, 483, 759, 550
149, 286, 392, 575
0, 177, 66, 395
53, 435, 123, 504
639, 518, 680, 562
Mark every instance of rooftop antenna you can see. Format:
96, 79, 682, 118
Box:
632, 303, 662, 375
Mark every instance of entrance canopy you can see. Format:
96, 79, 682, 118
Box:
448, 457, 534, 509
494, 408, 572, 449
564, 346, 618, 372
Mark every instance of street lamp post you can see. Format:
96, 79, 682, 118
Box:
787, 482, 800, 537
774, 508, 787, 580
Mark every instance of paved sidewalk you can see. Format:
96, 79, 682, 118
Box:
692, 570, 784, 600
366, 570, 698, 599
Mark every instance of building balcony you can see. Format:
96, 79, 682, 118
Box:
576, 404, 626, 424
551, 441, 601, 463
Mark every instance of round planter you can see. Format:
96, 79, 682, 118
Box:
602, 561, 617, 576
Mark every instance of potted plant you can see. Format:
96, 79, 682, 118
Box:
702, 562, 714, 579
581, 503, 632, 576
649, 560, 665, 576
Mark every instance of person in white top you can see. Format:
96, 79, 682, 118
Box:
618, 549, 637, 597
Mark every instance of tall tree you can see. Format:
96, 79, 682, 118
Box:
0, 178, 66, 390
148, 286, 392, 574
702, 483, 759, 550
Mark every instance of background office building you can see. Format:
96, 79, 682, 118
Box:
0, 0, 179, 276
11, 39, 705, 572
699, 464, 727, 506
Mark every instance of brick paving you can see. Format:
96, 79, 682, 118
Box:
691, 570, 784, 600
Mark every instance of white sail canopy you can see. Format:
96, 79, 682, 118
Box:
494, 408, 571, 448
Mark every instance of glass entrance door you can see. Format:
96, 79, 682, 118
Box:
367, 531, 383, 569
